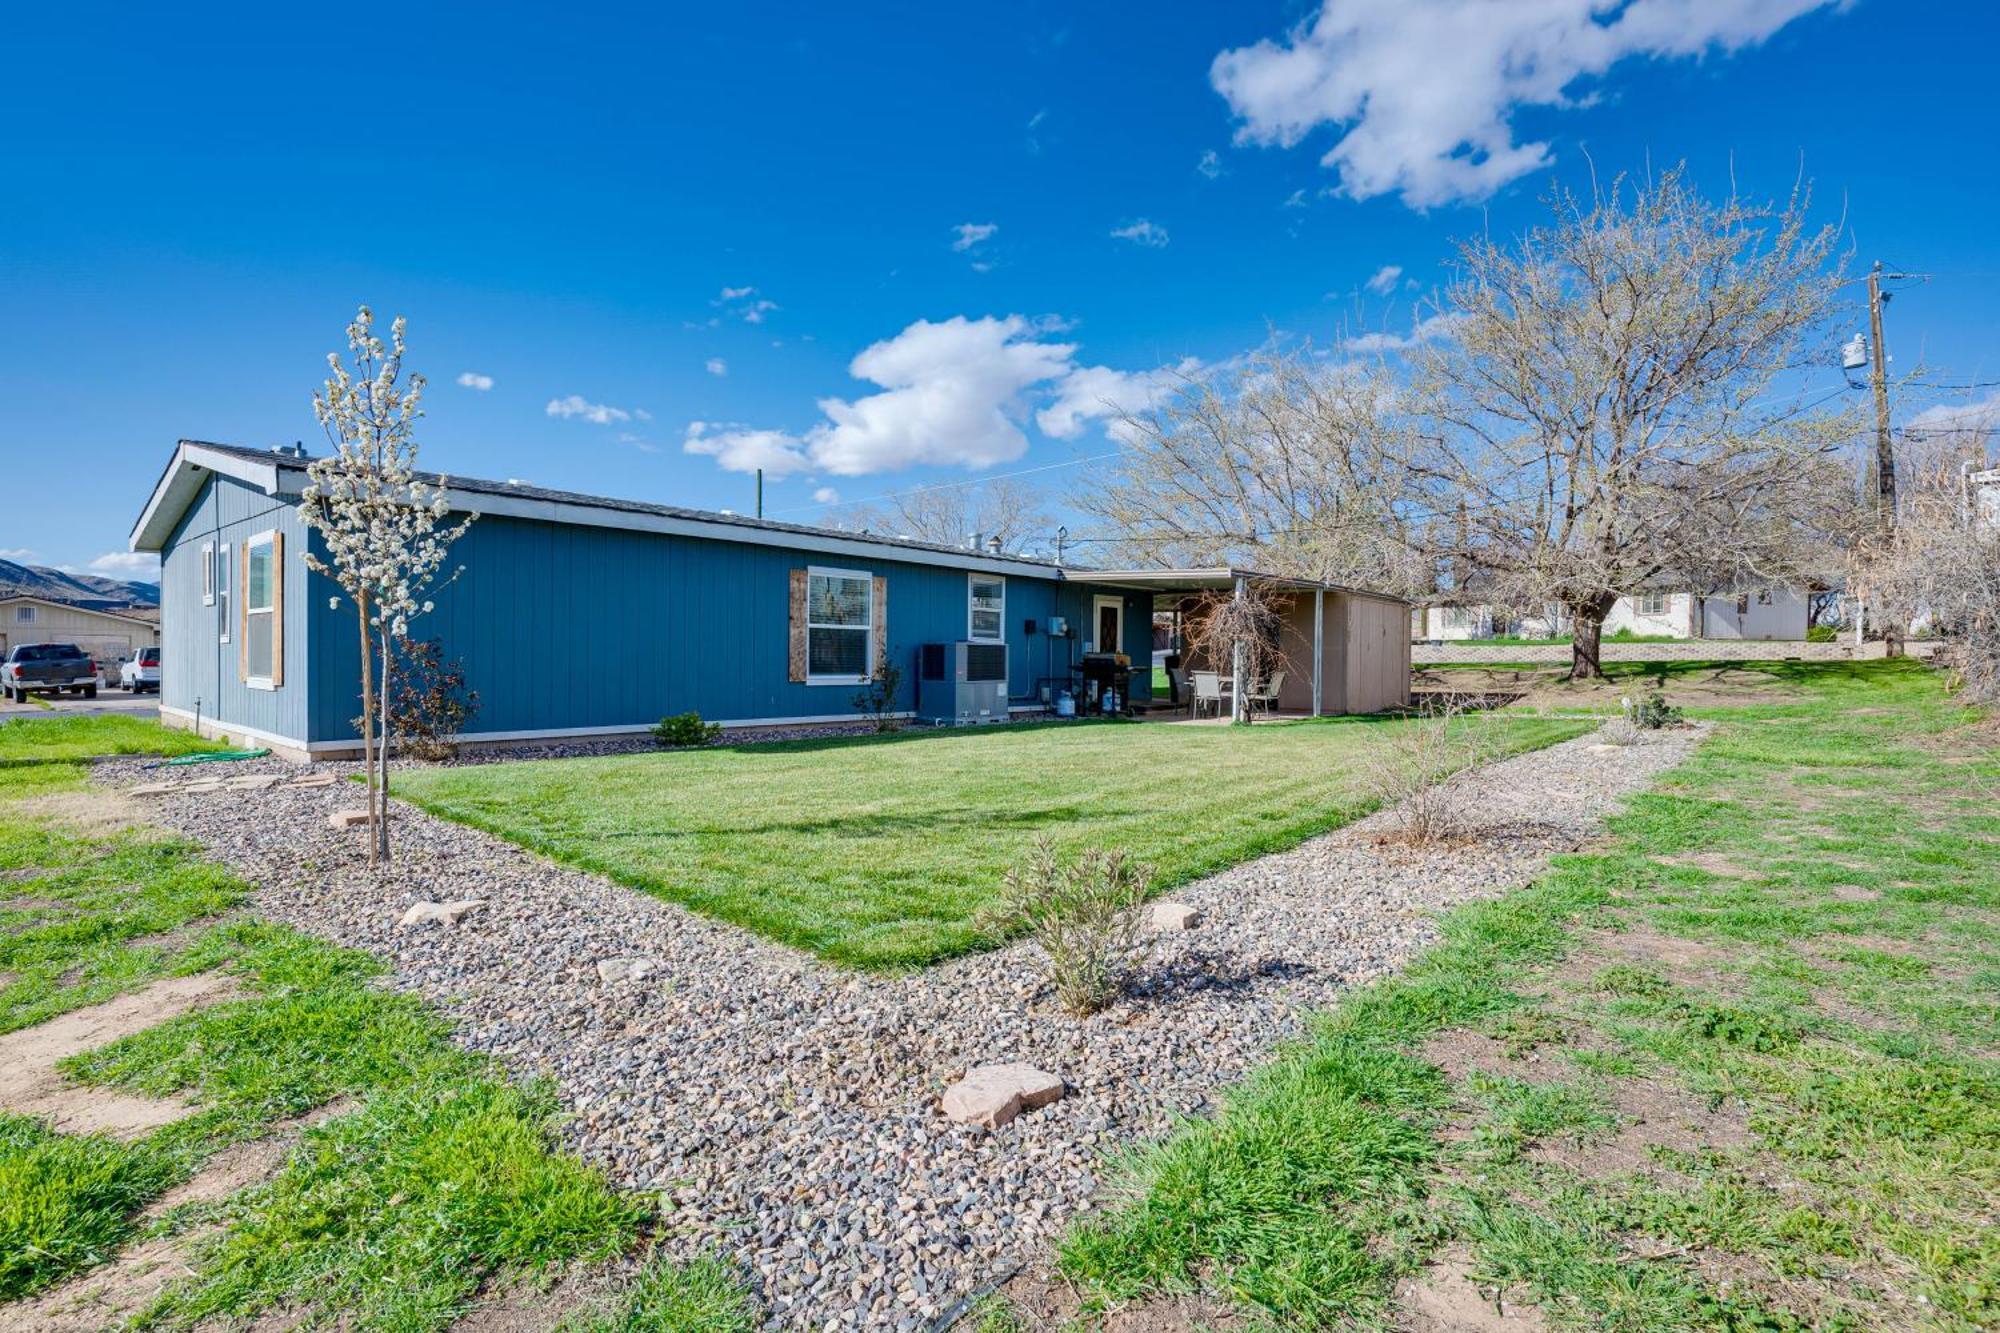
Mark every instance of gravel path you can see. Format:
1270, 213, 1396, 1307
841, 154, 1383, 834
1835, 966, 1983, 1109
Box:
104, 723, 1700, 1330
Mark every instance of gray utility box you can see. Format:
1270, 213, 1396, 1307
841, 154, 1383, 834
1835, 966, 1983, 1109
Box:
916, 641, 1008, 725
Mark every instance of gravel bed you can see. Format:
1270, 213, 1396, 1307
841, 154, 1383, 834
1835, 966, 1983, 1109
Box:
104, 722, 1700, 1330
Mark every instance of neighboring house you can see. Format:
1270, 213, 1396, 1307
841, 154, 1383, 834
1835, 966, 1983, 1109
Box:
1604, 588, 1808, 640
129, 441, 1411, 758
0, 595, 160, 672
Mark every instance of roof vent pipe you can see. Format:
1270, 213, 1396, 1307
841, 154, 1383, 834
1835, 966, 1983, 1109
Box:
986, 536, 1002, 556
967, 531, 984, 551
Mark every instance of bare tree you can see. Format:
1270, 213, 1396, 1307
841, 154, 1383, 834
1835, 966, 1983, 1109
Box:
831, 476, 1051, 552
1403, 168, 1861, 678
1864, 428, 2000, 701
1075, 350, 1431, 595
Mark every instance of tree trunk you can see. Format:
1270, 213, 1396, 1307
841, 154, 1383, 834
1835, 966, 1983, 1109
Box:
356, 594, 376, 869
376, 631, 393, 862
1569, 594, 1617, 680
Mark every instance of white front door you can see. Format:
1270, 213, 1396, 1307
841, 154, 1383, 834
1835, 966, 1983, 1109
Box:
1092, 595, 1123, 654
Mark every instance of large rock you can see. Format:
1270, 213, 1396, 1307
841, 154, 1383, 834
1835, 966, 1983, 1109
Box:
328, 809, 372, 829
397, 899, 485, 928
941, 1063, 1065, 1129
1148, 901, 1203, 932
596, 957, 661, 984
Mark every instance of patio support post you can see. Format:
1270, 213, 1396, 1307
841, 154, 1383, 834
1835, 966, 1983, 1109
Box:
1312, 586, 1324, 717
1231, 575, 1249, 724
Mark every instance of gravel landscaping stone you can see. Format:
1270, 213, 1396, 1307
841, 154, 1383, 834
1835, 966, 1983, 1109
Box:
102, 721, 1699, 1329
1146, 901, 1202, 932
941, 1064, 1065, 1129
396, 898, 485, 928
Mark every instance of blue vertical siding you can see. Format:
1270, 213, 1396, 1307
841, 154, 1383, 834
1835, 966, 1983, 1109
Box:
299, 512, 1151, 742
158, 475, 312, 743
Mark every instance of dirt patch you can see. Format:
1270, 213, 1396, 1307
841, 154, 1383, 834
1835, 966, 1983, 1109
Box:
1658, 851, 1759, 879
1397, 1248, 1547, 1331
1422, 1031, 1564, 1084
2, 1232, 208, 1330
989, 1264, 1242, 1331
13, 788, 153, 837
1557, 926, 1729, 992
452, 1268, 624, 1333
0, 971, 237, 1137
1530, 1076, 1752, 1179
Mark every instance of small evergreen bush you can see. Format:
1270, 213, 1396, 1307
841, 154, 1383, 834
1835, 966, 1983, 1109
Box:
1624, 691, 1684, 730
652, 712, 722, 749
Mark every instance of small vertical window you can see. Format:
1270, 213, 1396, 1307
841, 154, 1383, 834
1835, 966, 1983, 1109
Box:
245, 533, 276, 685
1637, 593, 1667, 617
201, 543, 216, 606
15, 605, 33, 623
217, 544, 231, 644
806, 568, 872, 682
969, 574, 1005, 642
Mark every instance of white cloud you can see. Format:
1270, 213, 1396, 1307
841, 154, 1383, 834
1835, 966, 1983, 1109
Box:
546, 394, 633, 425
1196, 149, 1223, 179
1342, 310, 1468, 354
1364, 264, 1403, 295
1904, 395, 2000, 441
1110, 218, 1170, 248
705, 357, 728, 377
0, 547, 36, 562
616, 432, 660, 454
1211, 0, 1840, 208
685, 315, 1079, 478
1282, 188, 1308, 209
1037, 358, 1202, 444
714, 286, 779, 324
951, 222, 999, 252
812, 486, 841, 505
455, 371, 495, 391
89, 551, 160, 577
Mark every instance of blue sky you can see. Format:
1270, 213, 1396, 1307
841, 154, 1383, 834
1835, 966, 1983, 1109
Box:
4, 0, 1997, 578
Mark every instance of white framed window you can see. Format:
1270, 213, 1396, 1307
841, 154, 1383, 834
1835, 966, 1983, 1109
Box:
201, 543, 216, 606
968, 574, 1005, 643
1636, 592, 1668, 617
245, 531, 277, 688
217, 543, 231, 645
1092, 594, 1124, 654
806, 566, 872, 683
14, 605, 33, 623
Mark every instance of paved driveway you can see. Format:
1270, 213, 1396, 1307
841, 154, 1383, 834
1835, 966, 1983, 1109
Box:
3, 688, 160, 720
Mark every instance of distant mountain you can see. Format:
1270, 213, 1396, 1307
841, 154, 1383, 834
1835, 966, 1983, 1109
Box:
0, 559, 159, 613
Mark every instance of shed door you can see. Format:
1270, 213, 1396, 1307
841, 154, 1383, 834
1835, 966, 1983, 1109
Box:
1093, 596, 1123, 654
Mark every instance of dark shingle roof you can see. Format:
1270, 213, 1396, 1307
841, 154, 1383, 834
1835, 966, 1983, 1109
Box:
182, 440, 1066, 571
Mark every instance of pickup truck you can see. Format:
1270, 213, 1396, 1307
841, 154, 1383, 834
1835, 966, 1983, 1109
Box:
120, 646, 162, 693
2, 643, 100, 701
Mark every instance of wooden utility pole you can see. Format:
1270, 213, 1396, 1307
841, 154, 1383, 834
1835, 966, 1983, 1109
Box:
1866, 261, 1901, 655
1867, 262, 1895, 535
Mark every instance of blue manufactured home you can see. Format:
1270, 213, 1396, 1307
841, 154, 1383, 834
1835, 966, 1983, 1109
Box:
130, 440, 1408, 758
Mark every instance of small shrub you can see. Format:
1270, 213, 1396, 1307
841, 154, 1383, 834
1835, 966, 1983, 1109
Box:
850, 660, 903, 733
1366, 700, 1490, 844
980, 837, 1149, 1017
1624, 691, 1684, 730
1598, 716, 1645, 746
652, 712, 722, 749
1806, 623, 1837, 642
384, 639, 479, 762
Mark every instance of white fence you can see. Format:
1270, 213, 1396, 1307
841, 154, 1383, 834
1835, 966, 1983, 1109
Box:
1412, 639, 1939, 665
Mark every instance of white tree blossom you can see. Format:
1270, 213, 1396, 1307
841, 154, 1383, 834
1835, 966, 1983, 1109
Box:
298, 307, 473, 863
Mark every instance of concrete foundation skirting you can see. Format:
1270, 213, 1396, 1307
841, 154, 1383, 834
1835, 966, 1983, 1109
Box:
157, 705, 314, 763
1412, 639, 1941, 666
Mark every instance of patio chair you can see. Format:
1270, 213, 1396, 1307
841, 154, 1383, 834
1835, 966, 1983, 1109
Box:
1167, 666, 1190, 708
1190, 671, 1226, 718
1246, 671, 1286, 717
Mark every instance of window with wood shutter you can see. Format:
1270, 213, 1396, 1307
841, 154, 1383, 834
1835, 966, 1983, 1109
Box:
805, 567, 871, 683
243, 530, 283, 688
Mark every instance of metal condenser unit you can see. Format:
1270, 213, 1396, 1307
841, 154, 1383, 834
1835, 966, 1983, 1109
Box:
916, 641, 1008, 725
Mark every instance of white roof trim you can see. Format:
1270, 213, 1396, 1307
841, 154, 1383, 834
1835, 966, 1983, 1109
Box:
130, 442, 294, 552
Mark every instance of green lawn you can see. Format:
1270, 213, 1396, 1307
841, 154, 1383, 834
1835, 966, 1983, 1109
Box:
0, 716, 738, 1329
396, 713, 1588, 970
1054, 660, 2000, 1330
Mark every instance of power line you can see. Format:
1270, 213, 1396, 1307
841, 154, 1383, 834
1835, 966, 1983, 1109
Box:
765, 449, 1128, 517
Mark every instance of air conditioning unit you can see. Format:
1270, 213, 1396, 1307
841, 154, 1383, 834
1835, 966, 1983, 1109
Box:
916, 641, 1008, 725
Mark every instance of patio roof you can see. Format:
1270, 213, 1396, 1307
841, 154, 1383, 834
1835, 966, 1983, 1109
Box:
1064, 566, 1408, 603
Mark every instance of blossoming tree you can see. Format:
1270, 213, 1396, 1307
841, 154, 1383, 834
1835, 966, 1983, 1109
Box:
299, 307, 473, 863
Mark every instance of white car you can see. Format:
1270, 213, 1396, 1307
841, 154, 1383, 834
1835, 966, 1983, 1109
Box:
120, 647, 162, 693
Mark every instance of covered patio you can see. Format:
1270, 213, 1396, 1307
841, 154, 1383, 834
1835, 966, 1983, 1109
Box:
1064, 567, 1413, 721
